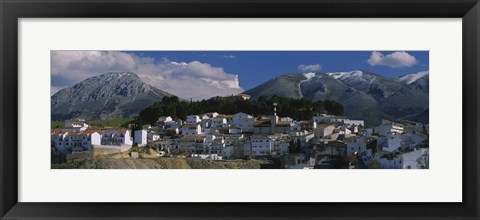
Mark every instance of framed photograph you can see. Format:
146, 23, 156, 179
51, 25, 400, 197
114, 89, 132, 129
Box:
1, 0, 479, 219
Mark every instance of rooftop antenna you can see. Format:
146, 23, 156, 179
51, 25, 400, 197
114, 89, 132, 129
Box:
273, 102, 278, 116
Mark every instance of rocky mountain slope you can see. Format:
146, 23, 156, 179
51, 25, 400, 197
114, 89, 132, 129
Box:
244, 71, 429, 126
51, 72, 173, 120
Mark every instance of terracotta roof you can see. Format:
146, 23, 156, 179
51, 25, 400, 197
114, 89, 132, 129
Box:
81, 130, 100, 135
51, 130, 65, 135
94, 128, 128, 133
64, 132, 86, 136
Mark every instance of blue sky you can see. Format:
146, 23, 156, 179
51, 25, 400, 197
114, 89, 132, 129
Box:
132, 51, 428, 90
51, 51, 428, 100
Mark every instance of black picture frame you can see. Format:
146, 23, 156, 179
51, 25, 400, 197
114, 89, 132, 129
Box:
1, 0, 479, 219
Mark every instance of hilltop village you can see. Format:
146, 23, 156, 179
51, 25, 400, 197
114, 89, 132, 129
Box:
51, 96, 429, 169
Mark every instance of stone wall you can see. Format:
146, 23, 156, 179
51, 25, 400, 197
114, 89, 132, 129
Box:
92, 144, 132, 156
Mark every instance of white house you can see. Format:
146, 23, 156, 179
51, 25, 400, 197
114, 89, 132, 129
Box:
99, 128, 133, 146
210, 117, 228, 128
51, 128, 132, 154
208, 137, 231, 156
134, 130, 148, 146
65, 131, 101, 152
375, 120, 404, 136
314, 124, 335, 138
400, 148, 429, 169
157, 116, 173, 123
378, 154, 403, 169
147, 132, 160, 141
346, 136, 367, 157
163, 121, 179, 129
182, 124, 202, 136
232, 112, 252, 125
51, 130, 68, 153
312, 114, 342, 123
250, 135, 274, 157
372, 149, 424, 169
51, 130, 100, 154
338, 125, 353, 136
180, 136, 207, 154
200, 112, 219, 120
186, 115, 201, 124
217, 126, 242, 134
381, 133, 427, 153
232, 113, 255, 133
64, 118, 89, 128
341, 119, 364, 127
158, 137, 181, 153
51, 127, 133, 154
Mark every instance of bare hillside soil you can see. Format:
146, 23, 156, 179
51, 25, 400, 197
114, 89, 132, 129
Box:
52, 153, 269, 169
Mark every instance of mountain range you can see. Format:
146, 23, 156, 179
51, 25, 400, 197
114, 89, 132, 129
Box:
51, 72, 173, 121
243, 70, 429, 126
51, 70, 429, 126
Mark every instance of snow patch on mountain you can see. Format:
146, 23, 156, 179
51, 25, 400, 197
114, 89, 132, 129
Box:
326, 70, 377, 84
300, 72, 323, 85
303, 72, 317, 80
327, 70, 364, 79
398, 71, 429, 84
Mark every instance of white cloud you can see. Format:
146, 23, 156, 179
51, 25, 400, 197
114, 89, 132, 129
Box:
367, 51, 417, 68
298, 64, 321, 72
51, 51, 243, 100
222, 55, 236, 59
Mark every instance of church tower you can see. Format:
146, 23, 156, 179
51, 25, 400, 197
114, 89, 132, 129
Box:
271, 102, 279, 134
